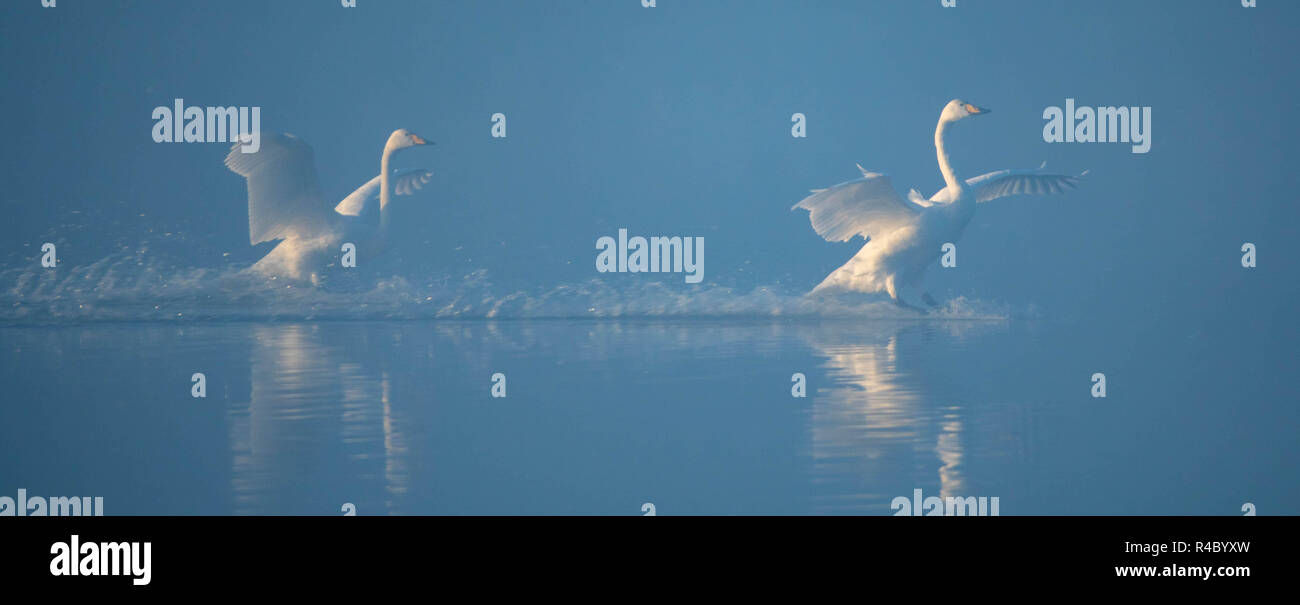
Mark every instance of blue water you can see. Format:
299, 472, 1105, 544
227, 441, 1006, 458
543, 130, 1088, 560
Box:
2, 0, 1297, 516
2, 315, 1292, 515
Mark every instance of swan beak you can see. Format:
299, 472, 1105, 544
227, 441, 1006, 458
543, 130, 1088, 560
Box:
966, 104, 991, 115
411, 134, 432, 145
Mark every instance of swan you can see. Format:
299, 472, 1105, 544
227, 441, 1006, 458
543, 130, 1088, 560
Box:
224, 129, 435, 284
793, 99, 1084, 311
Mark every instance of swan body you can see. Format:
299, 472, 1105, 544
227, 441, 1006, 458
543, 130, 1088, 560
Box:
225, 129, 434, 283
794, 100, 1083, 309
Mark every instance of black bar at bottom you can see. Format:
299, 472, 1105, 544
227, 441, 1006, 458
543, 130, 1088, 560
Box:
1, 516, 1284, 592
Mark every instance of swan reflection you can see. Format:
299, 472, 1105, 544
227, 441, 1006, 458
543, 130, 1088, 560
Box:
221, 319, 1016, 514
227, 324, 412, 514
803, 320, 1008, 514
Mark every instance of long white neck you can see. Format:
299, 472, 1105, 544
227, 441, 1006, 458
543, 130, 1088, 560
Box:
379, 144, 393, 232
935, 118, 962, 191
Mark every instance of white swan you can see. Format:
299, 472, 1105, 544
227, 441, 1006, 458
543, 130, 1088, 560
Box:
225, 129, 434, 284
794, 99, 1084, 310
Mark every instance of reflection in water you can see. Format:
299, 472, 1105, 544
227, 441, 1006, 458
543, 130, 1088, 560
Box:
222, 322, 538, 514
220, 319, 1015, 514
803, 321, 1008, 514
380, 371, 410, 503
3, 318, 1292, 514
228, 325, 412, 514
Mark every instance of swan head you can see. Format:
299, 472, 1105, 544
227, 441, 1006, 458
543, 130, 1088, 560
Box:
385, 129, 433, 152
941, 99, 991, 123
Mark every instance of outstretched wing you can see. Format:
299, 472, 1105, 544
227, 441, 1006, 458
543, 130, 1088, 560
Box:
224, 133, 331, 245
392, 169, 434, 196
967, 165, 1085, 204
793, 167, 920, 242
334, 169, 435, 218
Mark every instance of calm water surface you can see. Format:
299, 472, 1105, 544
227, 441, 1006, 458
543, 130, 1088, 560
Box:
1, 318, 1293, 515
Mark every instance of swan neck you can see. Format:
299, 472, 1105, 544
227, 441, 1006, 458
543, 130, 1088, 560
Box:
935, 119, 961, 191
380, 146, 393, 232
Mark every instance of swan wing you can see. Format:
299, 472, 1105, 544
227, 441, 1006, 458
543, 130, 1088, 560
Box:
225, 133, 332, 245
967, 167, 1085, 203
334, 175, 382, 217
334, 169, 435, 219
392, 169, 435, 196
793, 170, 920, 242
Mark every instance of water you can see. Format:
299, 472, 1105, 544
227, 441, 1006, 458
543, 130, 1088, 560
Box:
2, 0, 1296, 518
3, 316, 1291, 515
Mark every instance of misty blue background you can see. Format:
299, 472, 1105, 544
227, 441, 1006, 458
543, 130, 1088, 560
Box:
0, 1, 1296, 514
2, 0, 1294, 313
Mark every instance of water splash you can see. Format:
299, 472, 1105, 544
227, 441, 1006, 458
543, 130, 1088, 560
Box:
1, 252, 1015, 324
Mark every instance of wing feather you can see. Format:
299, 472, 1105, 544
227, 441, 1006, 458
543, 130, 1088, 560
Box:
392, 169, 434, 196
225, 133, 331, 245
967, 168, 1085, 203
334, 169, 434, 218
792, 171, 919, 242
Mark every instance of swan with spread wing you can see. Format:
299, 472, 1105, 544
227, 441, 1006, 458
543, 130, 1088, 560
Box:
793, 99, 1084, 310
225, 129, 435, 284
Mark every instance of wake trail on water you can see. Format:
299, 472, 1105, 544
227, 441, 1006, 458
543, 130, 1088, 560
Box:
0, 252, 1019, 324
